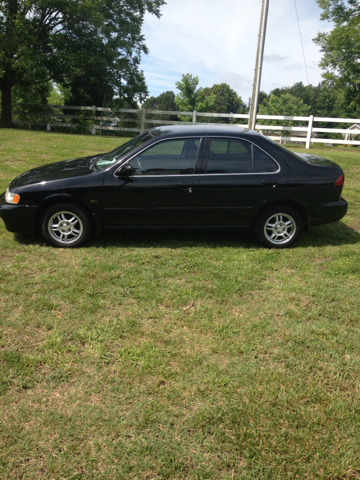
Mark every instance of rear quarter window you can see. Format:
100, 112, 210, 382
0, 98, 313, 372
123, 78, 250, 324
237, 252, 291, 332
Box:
253, 145, 278, 172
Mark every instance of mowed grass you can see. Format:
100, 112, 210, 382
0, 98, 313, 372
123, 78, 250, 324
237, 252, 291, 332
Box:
0, 129, 360, 479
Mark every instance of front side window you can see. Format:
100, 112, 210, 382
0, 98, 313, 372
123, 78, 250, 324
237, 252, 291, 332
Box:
95, 131, 154, 170
128, 138, 200, 175
206, 138, 278, 174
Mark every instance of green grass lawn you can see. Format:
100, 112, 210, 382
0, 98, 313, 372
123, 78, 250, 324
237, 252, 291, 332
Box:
0, 129, 360, 479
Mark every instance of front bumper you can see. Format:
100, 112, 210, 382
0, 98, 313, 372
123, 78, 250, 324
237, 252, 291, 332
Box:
0, 194, 38, 234
308, 198, 348, 226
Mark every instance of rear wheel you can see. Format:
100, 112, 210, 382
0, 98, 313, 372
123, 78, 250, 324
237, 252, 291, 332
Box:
41, 203, 92, 248
254, 205, 303, 248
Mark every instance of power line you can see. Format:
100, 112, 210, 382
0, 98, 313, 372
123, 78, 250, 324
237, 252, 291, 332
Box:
294, 0, 310, 85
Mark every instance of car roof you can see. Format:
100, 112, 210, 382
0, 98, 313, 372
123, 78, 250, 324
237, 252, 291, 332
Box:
149, 124, 259, 138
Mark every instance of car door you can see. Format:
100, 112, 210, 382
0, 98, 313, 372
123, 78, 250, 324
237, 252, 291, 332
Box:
198, 137, 288, 225
102, 137, 203, 226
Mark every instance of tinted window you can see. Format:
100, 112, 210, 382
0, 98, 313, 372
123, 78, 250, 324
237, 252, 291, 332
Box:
95, 131, 153, 170
207, 139, 252, 173
206, 138, 278, 174
253, 145, 278, 172
128, 138, 200, 175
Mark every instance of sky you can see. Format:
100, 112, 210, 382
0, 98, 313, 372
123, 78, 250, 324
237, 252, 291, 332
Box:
139, 0, 333, 102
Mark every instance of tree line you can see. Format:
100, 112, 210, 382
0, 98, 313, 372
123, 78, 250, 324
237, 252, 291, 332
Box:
1, 0, 360, 128
142, 73, 354, 125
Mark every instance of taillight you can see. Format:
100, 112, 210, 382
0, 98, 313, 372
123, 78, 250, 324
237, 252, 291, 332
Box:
335, 174, 344, 186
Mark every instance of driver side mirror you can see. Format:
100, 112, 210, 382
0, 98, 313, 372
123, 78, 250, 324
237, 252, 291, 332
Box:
115, 164, 135, 177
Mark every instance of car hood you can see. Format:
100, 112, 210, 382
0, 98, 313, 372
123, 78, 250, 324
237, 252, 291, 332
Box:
9, 156, 95, 188
295, 153, 341, 168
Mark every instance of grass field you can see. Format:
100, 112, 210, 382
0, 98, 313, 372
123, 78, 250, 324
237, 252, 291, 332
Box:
1, 129, 360, 479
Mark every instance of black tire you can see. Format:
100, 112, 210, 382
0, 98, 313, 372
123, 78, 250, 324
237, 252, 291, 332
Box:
254, 205, 303, 248
41, 203, 92, 248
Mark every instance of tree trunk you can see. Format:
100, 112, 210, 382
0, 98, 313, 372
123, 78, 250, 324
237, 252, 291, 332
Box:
0, 83, 13, 128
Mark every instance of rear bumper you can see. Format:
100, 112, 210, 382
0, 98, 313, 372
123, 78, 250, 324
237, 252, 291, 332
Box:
308, 198, 348, 226
0, 195, 38, 234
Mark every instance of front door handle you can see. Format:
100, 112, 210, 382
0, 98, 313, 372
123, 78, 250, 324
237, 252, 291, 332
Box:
177, 183, 194, 193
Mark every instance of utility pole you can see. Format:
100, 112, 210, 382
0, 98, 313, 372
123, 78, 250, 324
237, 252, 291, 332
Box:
248, 0, 270, 130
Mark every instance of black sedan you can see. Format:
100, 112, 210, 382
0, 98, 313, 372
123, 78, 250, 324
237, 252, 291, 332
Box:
0, 125, 347, 248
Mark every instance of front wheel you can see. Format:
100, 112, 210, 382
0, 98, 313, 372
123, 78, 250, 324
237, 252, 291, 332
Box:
254, 206, 303, 248
41, 203, 92, 248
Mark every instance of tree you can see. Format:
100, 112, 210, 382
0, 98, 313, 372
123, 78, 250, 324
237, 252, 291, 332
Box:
175, 75, 247, 123
175, 74, 215, 115
269, 82, 321, 115
312, 82, 346, 118
258, 93, 310, 126
263, 80, 348, 138
266, 81, 348, 119
314, 0, 360, 115
12, 81, 52, 106
257, 91, 269, 108
47, 83, 66, 106
142, 90, 178, 124
0, 0, 165, 127
203, 83, 246, 115
142, 91, 177, 112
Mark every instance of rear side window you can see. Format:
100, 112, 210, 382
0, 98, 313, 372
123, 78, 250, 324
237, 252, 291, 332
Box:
206, 138, 278, 174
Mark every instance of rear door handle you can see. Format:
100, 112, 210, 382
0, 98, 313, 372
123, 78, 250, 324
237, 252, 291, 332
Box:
262, 181, 278, 188
177, 183, 194, 193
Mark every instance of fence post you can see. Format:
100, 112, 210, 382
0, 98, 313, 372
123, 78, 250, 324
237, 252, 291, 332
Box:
91, 105, 96, 135
306, 115, 314, 149
46, 103, 51, 131
192, 110, 197, 125
140, 108, 145, 133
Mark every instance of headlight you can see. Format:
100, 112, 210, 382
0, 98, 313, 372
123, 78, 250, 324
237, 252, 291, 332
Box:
5, 188, 20, 205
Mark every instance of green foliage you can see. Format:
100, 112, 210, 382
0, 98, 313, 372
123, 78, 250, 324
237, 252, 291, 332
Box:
203, 83, 247, 114
270, 82, 320, 114
142, 91, 178, 123
261, 81, 350, 139
113, 98, 141, 133
314, 82, 346, 118
258, 93, 310, 126
175, 74, 215, 116
203, 82, 247, 124
0, 0, 166, 126
317, 0, 360, 22
266, 81, 349, 119
47, 84, 65, 107
257, 90, 269, 107
315, 0, 360, 116
174, 75, 246, 123
11, 82, 52, 106
142, 91, 177, 112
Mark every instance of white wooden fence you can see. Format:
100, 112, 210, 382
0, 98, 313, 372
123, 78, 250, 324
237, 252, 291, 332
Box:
7, 103, 360, 149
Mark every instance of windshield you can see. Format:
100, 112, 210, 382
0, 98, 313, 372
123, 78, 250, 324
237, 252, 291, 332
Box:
95, 131, 154, 170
